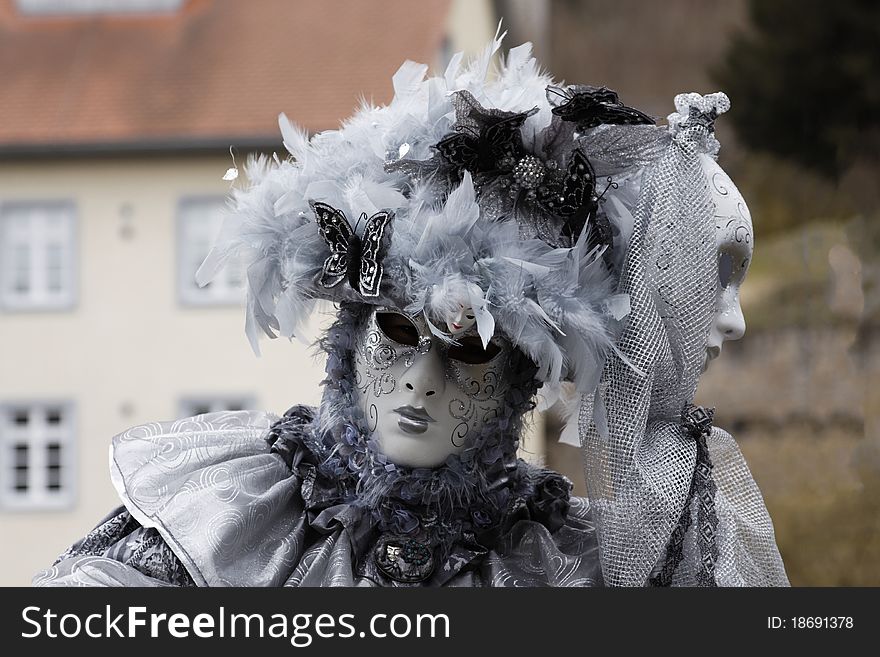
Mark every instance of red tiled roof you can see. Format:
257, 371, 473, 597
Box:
0, 0, 451, 152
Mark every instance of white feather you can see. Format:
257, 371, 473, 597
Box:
392, 60, 428, 100
278, 113, 310, 160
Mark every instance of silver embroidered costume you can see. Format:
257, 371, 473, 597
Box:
35, 39, 787, 587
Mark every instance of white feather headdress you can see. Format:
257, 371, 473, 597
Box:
197, 36, 665, 393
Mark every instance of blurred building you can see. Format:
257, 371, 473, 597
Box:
496, 0, 876, 585
0, 0, 495, 585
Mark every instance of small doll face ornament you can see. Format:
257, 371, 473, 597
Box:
446, 304, 476, 334
353, 308, 510, 468
701, 155, 753, 372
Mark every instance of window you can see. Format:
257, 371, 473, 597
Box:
177, 197, 244, 306
0, 202, 77, 311
179, 396, 254, 418
0, 403, 75, 510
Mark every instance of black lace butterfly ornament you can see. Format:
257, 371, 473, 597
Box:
548, 85, 655, 131
436, 90, 538, 179
311, 201, 394, 298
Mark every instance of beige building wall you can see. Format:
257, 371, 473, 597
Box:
0, 156, 327, 585
447, 0, 497, 58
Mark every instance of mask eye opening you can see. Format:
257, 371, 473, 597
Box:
447, 336, 502, 365
718, 252, 734, 289
376, 311, 420, 346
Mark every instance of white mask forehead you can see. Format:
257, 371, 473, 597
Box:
701, 154, 754, 262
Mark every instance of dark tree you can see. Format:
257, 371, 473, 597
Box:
713, 0, 880, 178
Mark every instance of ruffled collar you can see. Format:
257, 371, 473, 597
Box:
272, 396, 529, 554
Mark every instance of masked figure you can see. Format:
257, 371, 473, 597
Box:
34, 41, 787, 587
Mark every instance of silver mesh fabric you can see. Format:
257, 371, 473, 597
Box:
704, 427, 788, 586
579, 120, 788, 586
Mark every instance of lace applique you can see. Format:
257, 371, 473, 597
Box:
650, 406, 720, 587
694, 435, 719, 587
54, 507, 140, 564
649, 496, 692, 587
54, 506, 195, 586
123, 528, 196, 587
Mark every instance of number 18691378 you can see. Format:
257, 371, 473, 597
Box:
768, 617, 854, 629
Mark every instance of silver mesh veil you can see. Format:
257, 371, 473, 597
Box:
578, 95, 789, 587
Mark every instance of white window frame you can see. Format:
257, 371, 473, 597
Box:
0, 200, 78, 312
0, 401, 76, 510
178, 396, 255, 419
176, 196, 244, 307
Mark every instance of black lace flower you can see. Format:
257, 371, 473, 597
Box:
470, 506, 495, 529
526, 471, 572, 533
435, 90, 538, 180
428, 90, 601, 247
386, 502, 420, 535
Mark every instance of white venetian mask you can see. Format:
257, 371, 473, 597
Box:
353, 308, 511, 468
701, 155, 754, 372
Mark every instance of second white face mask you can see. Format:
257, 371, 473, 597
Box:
701, 155, 754, 372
